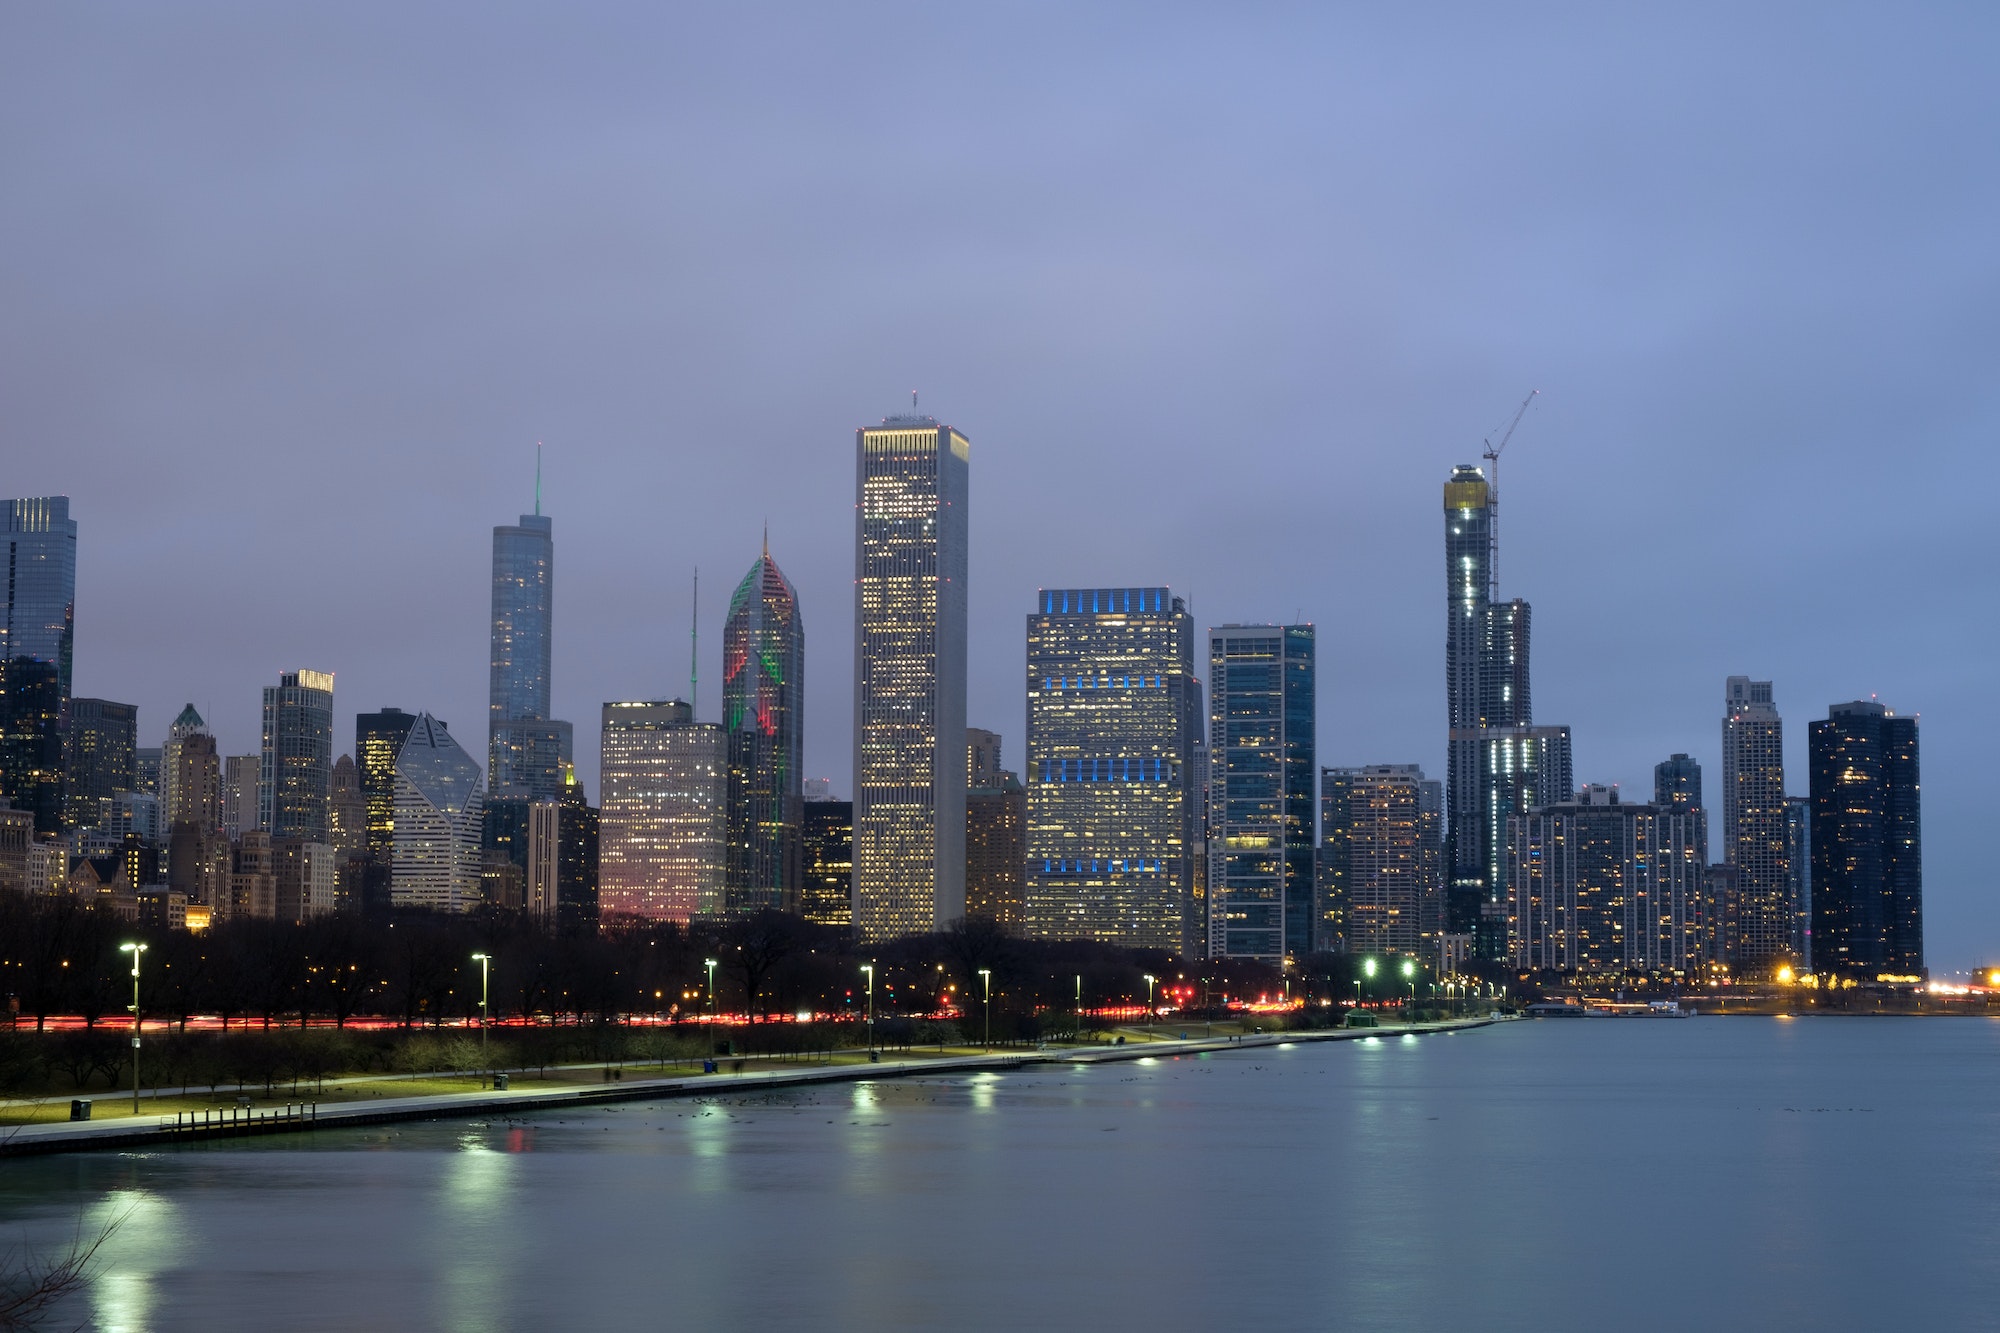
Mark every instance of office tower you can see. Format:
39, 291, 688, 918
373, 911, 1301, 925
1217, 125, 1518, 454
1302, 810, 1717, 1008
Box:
0, 498, 76, 834
1786, 796, 1812, 969
1024, 588, 1200, 950
163, 708, 220, 833
167, 821, 228, 905
1809, 700, 1922, 978
222, 754, 259, 841
260, 669, 334, 841
0, 805, 30, 894
356, 708, 417, 859
489, 508, 574, 799
64, 698, 137, 831
852, 410, 969, 939
226, 832, 275, 922
1320, 765, 1443, 959
388, 713, 485, 912
327, 754, 366, 855
524, 798, 560, 926
273, 839, 337, 922
1443, 466, 1493, 936
1653, 751, 1710, 864
556, 766, 599, 930
598, 700, 725, 922
1721, 677, 1792, 967
801, 799, 854, 928
723, 544, 804, 916
112, 791, 161, 846
481, 792, 531, 910
1508, 784, 1705, 975
1207, 624, 1316, 962
1478, 722, 1573, 951
967, 729, 1026, 932
134, 747, 162, 798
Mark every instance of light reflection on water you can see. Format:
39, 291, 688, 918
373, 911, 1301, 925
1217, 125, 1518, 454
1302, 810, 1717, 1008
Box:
0, 1018, 1995, 1331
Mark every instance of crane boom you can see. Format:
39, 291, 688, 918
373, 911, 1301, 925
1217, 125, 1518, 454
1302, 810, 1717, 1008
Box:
1480, 389, 1538, 599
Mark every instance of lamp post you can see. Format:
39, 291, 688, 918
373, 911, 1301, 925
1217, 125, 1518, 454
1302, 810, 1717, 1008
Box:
862, 963, 875, 1054
119, 943, 146, 1114
1143, 974, 1156, 1035
1360, 957, 1376, 1011
471, 953, 491, 1061
1402, 958, 1416, 1023
1074, 973, 1082, 1044
978, 968, 991, 1051
705, 957, 717, 1036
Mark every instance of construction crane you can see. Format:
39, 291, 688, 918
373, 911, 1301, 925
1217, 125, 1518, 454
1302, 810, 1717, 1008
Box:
1481, 389, 1538, 598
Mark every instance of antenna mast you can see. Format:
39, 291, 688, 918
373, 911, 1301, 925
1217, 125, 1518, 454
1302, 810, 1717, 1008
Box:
535, 441, 542, 516
1481, 389, 1539, 597
690, 567, 699, 718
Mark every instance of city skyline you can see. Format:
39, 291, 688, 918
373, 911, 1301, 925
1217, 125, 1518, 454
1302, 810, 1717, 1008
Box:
3, 7, 1990, 968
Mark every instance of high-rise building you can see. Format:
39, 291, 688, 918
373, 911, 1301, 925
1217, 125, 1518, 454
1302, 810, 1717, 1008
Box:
1809, 700, 1921, 978
1722, 676, 1792, 966
1785, 795, 1812, 969
1320, 765, 1442, 959
556, 767, 599, 931
489, 509, 574, 799
1508, 784, 1706, 975
356, 708, 417, 858
852, 410, 969, 940
64, 698, 137, 832
222, 753, 259, 841
389, 713, 485, 912
598, 700, 725, 923
1478, 722, 1573, 952
327, 754, 366, 855
1023, 588, 1200, 950
163, 705, 220, 833
260, 669, 334, 841
1207, 624, 1316, 963
273, 838, 338, 922
723, 544, 804, 917
1443, 466, 1493, 938
967, 729, 1026, 933
134, 747, 162, 799
0, 497, 76, 834
801, 799, 853, 928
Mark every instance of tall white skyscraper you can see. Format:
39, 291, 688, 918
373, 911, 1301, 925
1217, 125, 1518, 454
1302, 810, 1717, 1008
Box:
851, 410, 969, 939
389, 713, 485, 913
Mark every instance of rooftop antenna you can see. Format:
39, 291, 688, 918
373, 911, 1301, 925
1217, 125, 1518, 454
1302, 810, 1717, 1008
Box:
912, 389, 918, 409
535, 442, 542, 516
1481, 389, 1539, 597
690, 567, 699, 718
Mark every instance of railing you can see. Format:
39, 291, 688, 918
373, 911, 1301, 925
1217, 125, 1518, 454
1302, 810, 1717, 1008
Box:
165, 1102, 319, 1137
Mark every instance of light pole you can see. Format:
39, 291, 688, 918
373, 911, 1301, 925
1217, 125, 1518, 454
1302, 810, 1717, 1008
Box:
471, 953, 491, 1062
705, 957, 717, 1038
978, 968, 992, 1051
119, 943, 146, 1114
1402, 958, 1416, 1022
1143, 974, 1156, 1035
1074, 973, 1082, 1044
862, 963, 875, 1054
1360, 957, 1376, 1011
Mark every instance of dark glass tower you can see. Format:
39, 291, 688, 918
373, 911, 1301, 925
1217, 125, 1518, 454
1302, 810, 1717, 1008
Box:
723, 544, 804, 916
490, 509, 571, 798
1, 497, 77, 833
801, 799, 854, 928
355, 707, 417, 859
1443, 466, 1491, 935
65, 698, 138, 832
1207, 624, 1315, 962
261, 670, 335, 841
1809, 700, 1921, 978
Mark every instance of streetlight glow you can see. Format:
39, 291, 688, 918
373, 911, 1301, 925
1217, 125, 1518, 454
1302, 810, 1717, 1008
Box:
120, 942, 147, 1114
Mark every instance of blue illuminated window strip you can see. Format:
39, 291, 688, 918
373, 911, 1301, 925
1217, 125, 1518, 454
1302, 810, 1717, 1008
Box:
1039, 758, 1174, 783
1037, 588, 1171, 617
1040, 675, 1164, 691
1038, 858, 1165, 875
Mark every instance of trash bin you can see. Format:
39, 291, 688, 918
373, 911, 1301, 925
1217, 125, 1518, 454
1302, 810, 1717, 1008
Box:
702, 1059, 717, 1074
493, 1073, 509, 1091
69, 1099, 91, 1122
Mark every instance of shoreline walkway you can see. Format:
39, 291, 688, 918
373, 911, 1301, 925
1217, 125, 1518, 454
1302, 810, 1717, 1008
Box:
0, 1016, 1504, 1158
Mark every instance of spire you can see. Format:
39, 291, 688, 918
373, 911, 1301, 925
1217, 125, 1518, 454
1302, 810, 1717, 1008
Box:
535, 441, 542, 517
762, 520, 769, 560
690, 566, 700, 719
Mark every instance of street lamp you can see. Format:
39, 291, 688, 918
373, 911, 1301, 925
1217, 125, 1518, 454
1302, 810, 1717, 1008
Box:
1359, 956, 1377, 1010
705, 958, 717, 1035
862, 963, 875, 1054
978, 968, 992, 1051
1075, 973, 1082, 1044
1402, 958, 1416, 1021
1143, 974, 1156, 1033
119, 943, 147, 1114
471, 953, 491, 1062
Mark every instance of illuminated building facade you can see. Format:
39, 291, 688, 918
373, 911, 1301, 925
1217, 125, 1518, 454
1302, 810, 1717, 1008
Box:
356, 708, 417, 859
1207, 624, 1315, 963
222, 754, 259, 841
1024, 588, 1199, 950
1809, 700, 1921, 978
1320, 764, 1442, 958
723, 546, 804, 917
1508, 785, 1705, 975
1443, 466, 1492, 938
328, 754, 366, 855
598, 699, 724, 923
1722, 676, 1792, 965
1786, 795, 1812, 969
163, 704, 220, 832
801, 799, 854, 928
557, 766, 598, 929
1, 497, 76, 834
1479, 722, 1572, 947
967, 730, 1026, 932
852, 413, 968, 939
489, 510, 574, 799
64, 698, 136, 832
260, 669, 334, 841
389, 713, 485, 912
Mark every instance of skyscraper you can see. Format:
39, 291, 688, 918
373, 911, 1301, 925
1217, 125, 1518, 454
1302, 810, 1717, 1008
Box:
260, 669, 334, 841
1722, 676, 1792, 967
1, 497, 77, 833
222, 753, 259, 842
555, 765, 599, 930
1809, 700, 1921, 978
64, 698, 137, 832
327, 754, 366, 856
1785, 795, 1812, 969
1024, 588, 1200, 950
1479, 722, 1573, 952
490, 507, 573, 799
967, 729, 1026, 932
389, 713, 485, 912
1443, 466, 1493, 937
356, 708, 418, 859
1320, 764, 1443, 959
801, 799, 854, 928
723, 544, 804, 917
1207, 624, 1316, 962
598, 699, 725, 923
852, 410, 969, 939
162, 704, 219, 831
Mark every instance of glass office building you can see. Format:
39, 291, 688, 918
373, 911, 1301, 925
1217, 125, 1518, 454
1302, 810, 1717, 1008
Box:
1, 497, 77, 833
389, 713, 486, 913
598, 699, 725, 923
1722, 676, 1792, 966
1809, 700, 1921, 978
356, 708, 418, 859
260, 669, 334, 842
65, 697, 137, 832
801, 799, 854, 928
1207, 624, 1315, 963
852, 413, 969, 940
1320, 764, 1442, 959
490, 511, 572, 798
723, 546, 804, 917
1024, 588, 1200, 951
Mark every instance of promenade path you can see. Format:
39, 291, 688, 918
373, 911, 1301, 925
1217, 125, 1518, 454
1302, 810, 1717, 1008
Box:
0, 1015, 1504, 1158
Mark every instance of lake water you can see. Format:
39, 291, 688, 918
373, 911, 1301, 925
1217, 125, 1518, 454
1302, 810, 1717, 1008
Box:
4, 1016, 1998, 1332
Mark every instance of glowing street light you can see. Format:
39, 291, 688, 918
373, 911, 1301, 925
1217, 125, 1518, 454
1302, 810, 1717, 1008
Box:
119, 942, 147, 1114
978, 968, 992, 1051
471, 953, 491, 1061
1402, 958, 1416, 1020
1143, 974, 1157, 1032
705, 958, 718, 1033
862, 963, 876, 1054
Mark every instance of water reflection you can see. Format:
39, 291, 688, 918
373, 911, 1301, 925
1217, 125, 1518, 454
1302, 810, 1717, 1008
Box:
436, 1141, 518, 1333
87, 1188, 181, 1333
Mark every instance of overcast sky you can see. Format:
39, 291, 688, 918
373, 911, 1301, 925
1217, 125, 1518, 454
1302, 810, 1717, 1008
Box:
5, 4, 1994, 967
